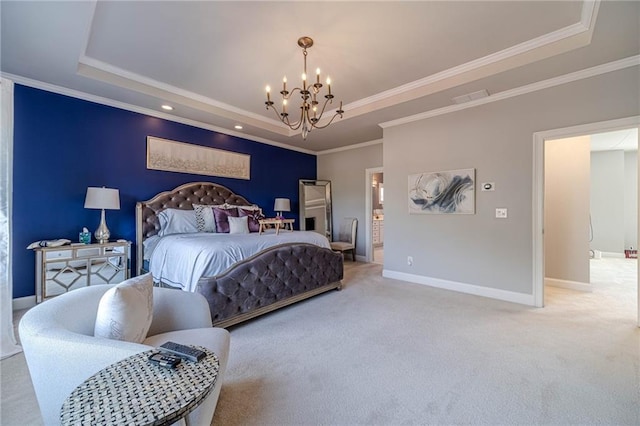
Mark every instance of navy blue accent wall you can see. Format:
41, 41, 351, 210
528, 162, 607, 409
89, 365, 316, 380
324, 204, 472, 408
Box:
13, 85, 316, 298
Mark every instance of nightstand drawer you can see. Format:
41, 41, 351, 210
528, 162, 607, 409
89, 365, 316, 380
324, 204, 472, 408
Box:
45, 250, 73, 260
76, 247, 102, 257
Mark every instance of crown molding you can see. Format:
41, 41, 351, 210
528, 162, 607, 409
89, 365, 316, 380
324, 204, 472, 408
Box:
2, 72, 316, 155
316, 139, 383, 155
76, 1, 599, 138
581, 0, 599, 28
349, 24, 591, 112
77, 55, 292, 137
332, 0, 600, 120
379, 55, 640, 129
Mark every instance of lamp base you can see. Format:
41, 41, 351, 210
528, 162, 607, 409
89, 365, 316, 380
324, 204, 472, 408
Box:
94, 209, 111, 244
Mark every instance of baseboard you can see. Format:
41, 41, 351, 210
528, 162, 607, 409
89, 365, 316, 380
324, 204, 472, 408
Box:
382, 270, 535, 306
355, 254, 367, 262
545, 278, 592, 292
13, 296, 36, 311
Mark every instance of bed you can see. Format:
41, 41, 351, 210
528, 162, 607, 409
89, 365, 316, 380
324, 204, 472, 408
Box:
136, 182, 344, 327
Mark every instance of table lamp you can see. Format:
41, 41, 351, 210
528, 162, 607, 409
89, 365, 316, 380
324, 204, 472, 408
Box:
274, 198, 290, 220
84, 187, 120, 243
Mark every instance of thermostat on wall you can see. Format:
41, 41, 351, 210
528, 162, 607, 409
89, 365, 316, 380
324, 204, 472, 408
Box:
481, 182, 495, 191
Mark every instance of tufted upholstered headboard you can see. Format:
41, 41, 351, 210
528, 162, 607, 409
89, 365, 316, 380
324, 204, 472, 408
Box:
135, 181, 253, 275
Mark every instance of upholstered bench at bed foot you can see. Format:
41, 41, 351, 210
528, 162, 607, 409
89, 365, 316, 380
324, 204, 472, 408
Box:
197, 242, 344, 327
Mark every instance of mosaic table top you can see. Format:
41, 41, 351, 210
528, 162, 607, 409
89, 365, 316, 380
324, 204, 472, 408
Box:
60, 347, 219, 426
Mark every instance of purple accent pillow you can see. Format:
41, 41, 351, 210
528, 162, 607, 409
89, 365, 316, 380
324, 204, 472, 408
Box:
213, 207, 239, 233
238, 208, 264, 233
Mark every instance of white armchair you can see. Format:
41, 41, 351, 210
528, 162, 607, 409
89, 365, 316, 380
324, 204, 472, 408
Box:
19, 285, 230, 426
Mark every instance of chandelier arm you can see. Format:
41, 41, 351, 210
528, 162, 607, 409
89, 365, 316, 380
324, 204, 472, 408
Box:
310, 111, 344, 130
266, 104, 284, 121
285, 87, 302, 100
313, 97, 334, 123
266, 104, 299, 130
287, 111, 305, 130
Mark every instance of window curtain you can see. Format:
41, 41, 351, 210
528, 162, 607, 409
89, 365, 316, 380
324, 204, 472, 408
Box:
1, 78, 21, 359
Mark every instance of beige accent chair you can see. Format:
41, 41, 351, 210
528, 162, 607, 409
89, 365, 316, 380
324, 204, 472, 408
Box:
19, 285, 230, 426
330, 217, 358, 261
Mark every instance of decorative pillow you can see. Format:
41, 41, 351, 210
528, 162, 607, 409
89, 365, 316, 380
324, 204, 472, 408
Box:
213, 206, 239, 233
230, 204, 261, 211
157, 209, 198, 236
228, 215, 250, 234
238, 207, 264, 233
94, 273, 154, 343
193, 204, 224, 233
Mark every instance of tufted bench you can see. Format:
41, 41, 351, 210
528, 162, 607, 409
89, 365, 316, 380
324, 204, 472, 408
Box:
196, 243, 343, 328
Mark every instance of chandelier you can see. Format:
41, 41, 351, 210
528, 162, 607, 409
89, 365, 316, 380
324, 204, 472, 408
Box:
265, 36, 344, 140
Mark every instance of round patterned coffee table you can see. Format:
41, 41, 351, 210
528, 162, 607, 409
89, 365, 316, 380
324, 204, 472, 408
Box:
60, 347, 219, 426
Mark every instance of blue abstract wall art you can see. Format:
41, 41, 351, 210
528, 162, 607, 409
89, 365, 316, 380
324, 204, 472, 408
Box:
408, 168, 475, 214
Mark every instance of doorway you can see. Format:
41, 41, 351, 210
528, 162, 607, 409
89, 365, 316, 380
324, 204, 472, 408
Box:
365, 167, 384, 264
533, 116, 640, 325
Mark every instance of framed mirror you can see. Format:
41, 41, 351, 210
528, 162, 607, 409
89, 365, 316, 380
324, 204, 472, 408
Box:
299, 180, 332, 240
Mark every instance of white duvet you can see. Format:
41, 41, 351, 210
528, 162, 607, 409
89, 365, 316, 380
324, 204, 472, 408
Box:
148, 230, 331, 292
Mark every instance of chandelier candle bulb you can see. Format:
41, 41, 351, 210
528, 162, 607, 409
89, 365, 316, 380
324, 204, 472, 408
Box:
266, 85, 271, 102
283, 76, 287, 91
316, 68, 321, 84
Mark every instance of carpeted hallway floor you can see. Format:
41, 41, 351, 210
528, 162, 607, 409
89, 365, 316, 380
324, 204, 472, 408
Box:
2, 259, 639, 425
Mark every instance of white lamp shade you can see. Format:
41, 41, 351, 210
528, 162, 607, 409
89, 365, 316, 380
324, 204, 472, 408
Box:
274, 198, 291, 212
84, 187, 120, 210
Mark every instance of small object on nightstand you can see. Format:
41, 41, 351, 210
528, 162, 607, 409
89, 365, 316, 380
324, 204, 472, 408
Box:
116, 239, 127, 243
79, 227, 91, 244
26, 239, 71, 249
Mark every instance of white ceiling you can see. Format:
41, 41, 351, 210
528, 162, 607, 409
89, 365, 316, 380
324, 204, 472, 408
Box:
1, 1, 639, 153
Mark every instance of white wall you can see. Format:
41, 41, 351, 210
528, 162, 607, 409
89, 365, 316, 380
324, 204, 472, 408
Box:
545, 136, 591, 284
381, 66, 639, 299
624, 151, 638, 250
590, 150, 626, 253
317, 143, 383, 257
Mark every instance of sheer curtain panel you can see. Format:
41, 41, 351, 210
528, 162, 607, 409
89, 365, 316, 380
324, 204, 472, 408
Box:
1, 78, 22, 359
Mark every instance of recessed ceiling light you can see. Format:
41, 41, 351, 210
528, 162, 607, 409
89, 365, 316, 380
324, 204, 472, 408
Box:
161, 104, 173, 111
234, 125, 243, 130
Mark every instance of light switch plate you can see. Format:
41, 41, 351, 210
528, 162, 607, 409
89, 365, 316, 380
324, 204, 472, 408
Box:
495, 208, 508, 218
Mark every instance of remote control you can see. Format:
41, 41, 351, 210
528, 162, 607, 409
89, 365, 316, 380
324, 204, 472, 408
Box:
148, 353, 181, 369
159, 341, 206, 362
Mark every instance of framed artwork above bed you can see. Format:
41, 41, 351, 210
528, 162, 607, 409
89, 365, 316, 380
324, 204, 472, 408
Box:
147, 136, 250, 180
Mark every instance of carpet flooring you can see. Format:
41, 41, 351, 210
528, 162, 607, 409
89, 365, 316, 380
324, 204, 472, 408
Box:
2, 259, 638, 425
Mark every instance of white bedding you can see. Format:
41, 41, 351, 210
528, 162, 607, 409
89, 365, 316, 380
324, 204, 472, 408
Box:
148, 230, 332, 292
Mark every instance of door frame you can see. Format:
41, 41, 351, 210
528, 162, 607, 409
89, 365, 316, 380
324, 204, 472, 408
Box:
365, 166, 384, 263
532, 115, 640, 325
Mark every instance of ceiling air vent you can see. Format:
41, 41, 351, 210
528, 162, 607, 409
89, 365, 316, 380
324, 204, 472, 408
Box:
452, 89, 489, 105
